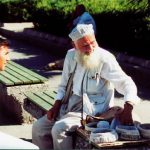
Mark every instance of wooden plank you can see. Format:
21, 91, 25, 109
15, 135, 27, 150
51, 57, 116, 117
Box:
6, 63, 41, 84
0, 74, 14, 86
96, 139, 150, 149
43, 91, 57, 99
25, 92, 52, 111
0, 71, 23, 85
34, 92, 55, 106
5, 67, 33, 84
8, 61, 48, 82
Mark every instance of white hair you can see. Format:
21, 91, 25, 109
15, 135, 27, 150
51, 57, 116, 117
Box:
75, 48, 101, 70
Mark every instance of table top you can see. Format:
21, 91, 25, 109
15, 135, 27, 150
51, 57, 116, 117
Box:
76, 127, 150, 149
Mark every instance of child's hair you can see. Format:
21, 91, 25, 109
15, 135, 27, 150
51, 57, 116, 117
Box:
0, 37, 9, 47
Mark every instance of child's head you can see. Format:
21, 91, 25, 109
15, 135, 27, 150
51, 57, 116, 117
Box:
0, 37, 9, 71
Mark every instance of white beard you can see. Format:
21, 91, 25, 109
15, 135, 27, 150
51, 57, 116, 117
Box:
75, 48, 101, 70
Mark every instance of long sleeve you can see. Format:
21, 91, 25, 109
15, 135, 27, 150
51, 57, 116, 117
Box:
55, 49, 75, 100
101, 53, 140, 105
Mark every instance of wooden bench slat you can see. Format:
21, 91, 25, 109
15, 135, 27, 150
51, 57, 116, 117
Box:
0, 70, 24, 85
43, 91, 57, 99
0, 74, 14, 85
34, 91, 56, 105
8, 61, 48, 82
6, 63, 41, 84
5, 67, 33, 84
25, 92, 52, 111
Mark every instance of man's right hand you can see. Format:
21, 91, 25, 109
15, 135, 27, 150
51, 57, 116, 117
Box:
47, 100, 62, 121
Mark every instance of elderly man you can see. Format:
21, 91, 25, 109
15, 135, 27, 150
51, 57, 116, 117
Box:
0, 37, 39, 149
32, 24, 140, 149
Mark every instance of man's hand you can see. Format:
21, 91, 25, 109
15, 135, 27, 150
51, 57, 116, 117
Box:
116, 101, 134, 125
47, 100, 62, 121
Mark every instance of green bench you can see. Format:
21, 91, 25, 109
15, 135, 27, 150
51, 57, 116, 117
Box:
24, 90, 57, 119
0, 61, 49, 124
0, 61, 48, 86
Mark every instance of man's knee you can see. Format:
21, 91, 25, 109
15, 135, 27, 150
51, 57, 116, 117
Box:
32, 119, 44, 137
52, 120, 69, 137
51, 123, 61, 136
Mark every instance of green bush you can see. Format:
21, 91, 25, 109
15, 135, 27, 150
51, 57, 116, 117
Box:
0, 0, 149, 58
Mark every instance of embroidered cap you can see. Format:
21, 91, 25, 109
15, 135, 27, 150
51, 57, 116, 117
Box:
90, 128, 118, 143
69, 24, 94, 41
116, 125, 141, 140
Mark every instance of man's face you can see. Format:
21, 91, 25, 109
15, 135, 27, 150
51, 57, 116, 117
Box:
74, 34, 100, 69
74, 34, 98, 55
0, 45, 9, 71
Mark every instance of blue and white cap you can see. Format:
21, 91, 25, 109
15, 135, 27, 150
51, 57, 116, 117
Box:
69, 24, 94, 41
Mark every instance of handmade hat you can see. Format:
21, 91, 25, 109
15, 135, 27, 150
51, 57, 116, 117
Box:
97, 120, 110, 129
85, 122, 98, 132
68, 24, 94, 41
90, 128, 118, 143
116, 125, 141, 140
137, 123, 150, 139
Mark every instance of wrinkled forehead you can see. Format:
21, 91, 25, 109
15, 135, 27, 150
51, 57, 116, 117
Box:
75, 34, 96, 44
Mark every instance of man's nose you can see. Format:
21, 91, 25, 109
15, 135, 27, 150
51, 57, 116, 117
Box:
86, 44, 93, 52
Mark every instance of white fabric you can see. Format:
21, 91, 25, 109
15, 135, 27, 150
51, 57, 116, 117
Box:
69, 24, 94, 41
32, 112, 81, 150
56, 47, 140, 105
0, 131, 39, 149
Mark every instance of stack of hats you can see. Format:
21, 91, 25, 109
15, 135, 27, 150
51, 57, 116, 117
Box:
116, 125, 141, 140
88, 120, 118, 143
90, 128, 118, 144
137, 123, 150, 139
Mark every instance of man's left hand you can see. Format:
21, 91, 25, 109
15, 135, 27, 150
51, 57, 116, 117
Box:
116, 102, 134, 125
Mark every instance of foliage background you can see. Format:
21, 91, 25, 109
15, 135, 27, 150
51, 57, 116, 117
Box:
0, 0, 149, 58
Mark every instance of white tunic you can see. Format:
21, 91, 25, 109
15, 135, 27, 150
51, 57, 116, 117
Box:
55, 47, 140, 115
